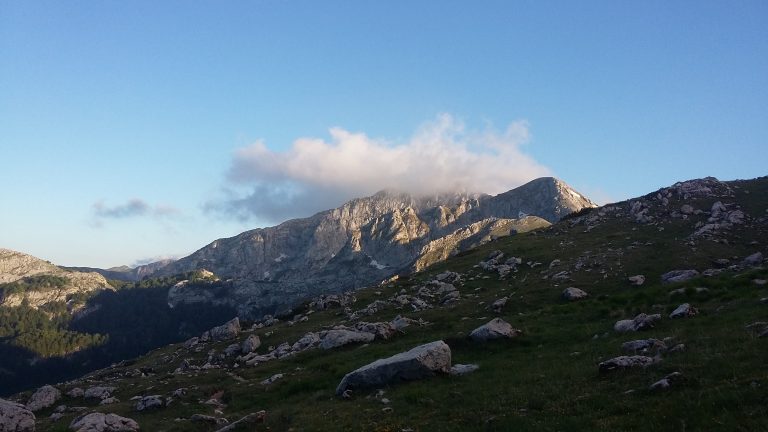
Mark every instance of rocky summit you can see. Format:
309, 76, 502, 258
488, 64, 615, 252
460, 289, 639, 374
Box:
157, 177, 594, 318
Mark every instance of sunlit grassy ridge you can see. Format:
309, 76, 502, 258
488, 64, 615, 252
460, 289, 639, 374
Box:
21, 177, 768, 431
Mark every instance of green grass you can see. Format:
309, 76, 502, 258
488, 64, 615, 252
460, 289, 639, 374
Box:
22, 177, 768, 431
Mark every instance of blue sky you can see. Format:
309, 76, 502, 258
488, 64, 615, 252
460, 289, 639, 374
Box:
1, 1, 766, 268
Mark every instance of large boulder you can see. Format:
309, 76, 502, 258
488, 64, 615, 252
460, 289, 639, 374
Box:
69, 412, 139, 432
661, 270, 699, 284
26, 384, 61, 412
0, 398, 35, 432
469, 318, 522, 341
209, 318, 240, 341
319, 329, 375, 350
335, 341, 451, 395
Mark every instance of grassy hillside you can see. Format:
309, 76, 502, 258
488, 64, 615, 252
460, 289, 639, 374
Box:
12, 176, 768, 431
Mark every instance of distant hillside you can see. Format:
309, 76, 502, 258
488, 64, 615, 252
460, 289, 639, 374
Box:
157, 177, 595, 318
0, 249, 112, 309
63, 259, 175, 282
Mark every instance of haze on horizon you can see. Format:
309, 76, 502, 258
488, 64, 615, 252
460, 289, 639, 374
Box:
1, 1, 766, 268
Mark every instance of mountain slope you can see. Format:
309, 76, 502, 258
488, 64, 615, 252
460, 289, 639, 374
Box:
0, 249, 112, 308
63, 259, 175, 282
11, 175, 766, 431
158, 177, 595, 318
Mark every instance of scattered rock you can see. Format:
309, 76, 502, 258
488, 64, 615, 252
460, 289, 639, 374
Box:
66, 388, 84, 398
661, 270, 699, 284
209, 318, 241, 341
190, 414, 229, 425
260, 373, 284, 385
628, 275, 645, 286
680, 204, 694, 215
469, 318, 522, 341
241, 335, 261, 354
614, 313, 661, 332
213, 411, 266, 432
319, 329, 375, 350
562, 287, 588, 301
598, 355, 655, 373
669, 303, 698, 319
450, 364, 479, 376
26, 384, 61, 412
649, 372, 683, 390
742, 252, 764, 267
335, 340, 451, 395
621, 338, 665, 354
83, 386, 115, 400
135, 395, 164, 411
491, 297, 508, 313
99, 397, 119, 405
0, 398, 35, 432
355, 322, 397, 340
69, 412, 139, 432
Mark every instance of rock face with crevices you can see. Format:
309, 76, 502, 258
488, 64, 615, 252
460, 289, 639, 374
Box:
0, 398, 35, 432
335, 341, 452, 395
156, 178, 594, 319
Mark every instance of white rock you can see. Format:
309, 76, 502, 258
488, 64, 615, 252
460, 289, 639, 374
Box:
209, 318, 240, 341
335, 341, 451, 395
661, 270, 699, 284
69, 412, 139, 432
241, 334, 261, 354
450, 364, 479, 376
562, 287, 588, 301
318, 329, 375, 350
83, 386, 115, 400
469, 318, 522, 341
598, 355, 655, 373
669, 303, 698, 319
26, 384, 61, 412
135, 395, 164, 411
628, 275, 645, 286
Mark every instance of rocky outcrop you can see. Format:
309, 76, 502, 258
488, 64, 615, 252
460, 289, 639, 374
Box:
69, 412, 139, 432
159, 178, 594, 319
335, 341, 452, 395
0, 249, 112, 309
0, 398, 35, 432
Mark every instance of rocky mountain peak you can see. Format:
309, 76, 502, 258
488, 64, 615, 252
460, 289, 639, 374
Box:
155, 177, 595, 319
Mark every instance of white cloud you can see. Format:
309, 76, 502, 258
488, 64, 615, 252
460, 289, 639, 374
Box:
208, 114, 551, 223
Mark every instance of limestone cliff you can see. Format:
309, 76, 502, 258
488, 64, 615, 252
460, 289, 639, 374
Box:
158, 178, 594, 318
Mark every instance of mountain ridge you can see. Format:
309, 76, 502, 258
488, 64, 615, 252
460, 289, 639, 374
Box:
157, 177, 595, 318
